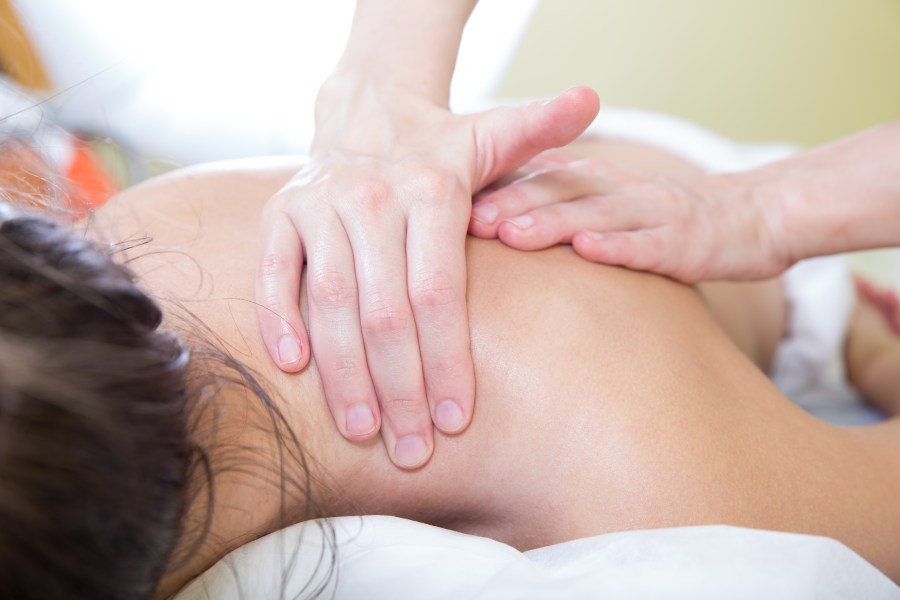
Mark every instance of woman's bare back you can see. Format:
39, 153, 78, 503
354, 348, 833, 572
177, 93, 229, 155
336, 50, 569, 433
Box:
89, 144, 900, 593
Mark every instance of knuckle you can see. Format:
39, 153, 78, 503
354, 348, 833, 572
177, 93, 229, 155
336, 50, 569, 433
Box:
544, 166, 578, 184
264, 189, 293, 212
505, 185, 533, 210
380, 394, 424, 415
258, 296, 290, 321
634, 181, 663, 200
309, 268, 357, 310
426, 352, 468, 379
405, 167, 463, 205
361, 298, 411, 337
329, 356, 365, 381
409, 271, 459, 311
259, 251, 297, 278
490, 184, 530, 214
575, 158, 606, 174
347, 176, 393, 212
539, 204, 566, 224
647, 185, 678, 207
267, 183, 318, 214
589, 198, 616, 219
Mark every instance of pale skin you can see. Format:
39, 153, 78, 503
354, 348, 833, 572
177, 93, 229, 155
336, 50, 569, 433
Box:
257, 0, 600, 469
86, 138, 900, 598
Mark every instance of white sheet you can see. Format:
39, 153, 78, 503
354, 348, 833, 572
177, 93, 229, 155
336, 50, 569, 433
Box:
175, 516, 899, 599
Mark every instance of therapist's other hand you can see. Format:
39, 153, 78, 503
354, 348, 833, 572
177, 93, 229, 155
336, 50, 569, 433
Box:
856, 277, 900, 335
470, 155, 788, 283
256, 86, 599, 469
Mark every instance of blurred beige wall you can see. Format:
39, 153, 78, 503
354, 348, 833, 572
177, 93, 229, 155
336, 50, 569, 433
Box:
499, 0, 900, 147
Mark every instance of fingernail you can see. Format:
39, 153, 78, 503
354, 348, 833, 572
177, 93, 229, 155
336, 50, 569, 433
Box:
585, 231, 604, 240
505, 215, 534, 229
435, 399, 465, 433
277, 334, 301, 365
346, 403, 377, 437
472, 203, 499, 225
394, 435, 428, 468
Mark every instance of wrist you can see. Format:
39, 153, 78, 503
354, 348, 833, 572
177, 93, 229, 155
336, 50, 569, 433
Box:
311, 74, 451, 157
315, 71, 434, 120
745, 168, 798, 267
330, 0, 476, 106
712, 169, 796, 276
748, 122, 900, 262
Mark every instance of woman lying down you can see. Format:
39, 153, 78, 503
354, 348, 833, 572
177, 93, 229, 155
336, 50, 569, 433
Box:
1, 131, 899, 599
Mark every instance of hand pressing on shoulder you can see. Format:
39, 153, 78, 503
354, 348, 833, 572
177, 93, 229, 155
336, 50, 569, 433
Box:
256, 84, 600, 469
469, 152, 789, 282
471, 121, 900, 284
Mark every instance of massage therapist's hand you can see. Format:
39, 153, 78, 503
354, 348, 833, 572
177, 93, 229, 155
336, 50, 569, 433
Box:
469, 154, 788, 282
256, 82, 600, 469
472, 121, 900, 283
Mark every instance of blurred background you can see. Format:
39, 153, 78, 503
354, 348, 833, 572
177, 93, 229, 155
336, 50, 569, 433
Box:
4, 0, 899, 156
2, 0, 899, 280
502, 0, 900, 147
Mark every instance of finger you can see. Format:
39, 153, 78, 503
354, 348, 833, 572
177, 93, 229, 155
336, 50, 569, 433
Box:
853, 276, 874, 299
855, 277, 900, 334
494, 202, 586, 251
571, 229, 688, 278
407, 198, 474, 436
577, 228, 709, 282
888, 292, 900, 334
872, 287, 900, 334
471, 163, 621, 238
471, 170, 576, 238
304, 214, 381, 443
877, 289, 900, 334
256, 214, 311, 372
856, 276, 894, 314
496, 195, 655, 251
472, 86, 601, 188
343, 200, 433, 469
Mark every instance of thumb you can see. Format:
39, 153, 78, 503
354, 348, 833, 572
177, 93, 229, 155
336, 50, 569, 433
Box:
471, 86, 600, 189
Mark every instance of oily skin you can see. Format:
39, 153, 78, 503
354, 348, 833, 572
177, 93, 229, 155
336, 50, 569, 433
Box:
85, 145, 900, 597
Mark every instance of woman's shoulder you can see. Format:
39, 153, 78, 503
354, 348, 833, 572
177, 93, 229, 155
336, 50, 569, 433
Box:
84, 157, 303, 266
97, 156, 303, 219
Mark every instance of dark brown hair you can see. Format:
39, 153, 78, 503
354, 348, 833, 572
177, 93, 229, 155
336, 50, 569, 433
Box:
0, 202, 192, 598
0, 107, 332, 596
0, 195, 333, 600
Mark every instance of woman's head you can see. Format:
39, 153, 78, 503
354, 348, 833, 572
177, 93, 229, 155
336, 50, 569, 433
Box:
0, 202, 191, 598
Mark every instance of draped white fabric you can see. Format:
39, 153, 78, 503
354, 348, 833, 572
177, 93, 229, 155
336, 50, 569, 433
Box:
175, 516, 900, 600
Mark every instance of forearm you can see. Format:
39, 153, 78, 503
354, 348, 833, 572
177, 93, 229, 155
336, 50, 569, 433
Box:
328, 0, 478, 105
750, 120, 900, 263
